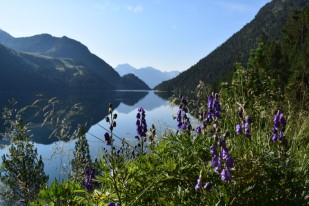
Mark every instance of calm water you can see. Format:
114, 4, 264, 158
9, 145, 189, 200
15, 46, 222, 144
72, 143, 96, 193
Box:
0, 90, 189, 183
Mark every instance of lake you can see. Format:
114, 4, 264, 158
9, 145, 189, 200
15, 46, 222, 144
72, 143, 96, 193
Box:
0, 90, 186, 183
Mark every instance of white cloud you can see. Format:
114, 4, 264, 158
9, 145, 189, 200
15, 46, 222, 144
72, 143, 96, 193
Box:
127, 5, 143, 13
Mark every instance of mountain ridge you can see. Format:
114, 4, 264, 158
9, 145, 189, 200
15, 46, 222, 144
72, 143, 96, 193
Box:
115, 64, 180, 89
155, 0, 309, 92
0, 31, 150, 91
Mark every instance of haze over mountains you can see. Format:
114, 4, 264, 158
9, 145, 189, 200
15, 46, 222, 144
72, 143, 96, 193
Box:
0, 30, 150, 91
115, 64, 180, 89
155, 0, 309, 92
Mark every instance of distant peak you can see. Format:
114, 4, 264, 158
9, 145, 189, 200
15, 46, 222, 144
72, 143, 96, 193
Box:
0, 28, 13, 39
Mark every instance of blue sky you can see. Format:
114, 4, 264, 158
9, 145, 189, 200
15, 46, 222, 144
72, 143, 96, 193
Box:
0, 0, 271, 72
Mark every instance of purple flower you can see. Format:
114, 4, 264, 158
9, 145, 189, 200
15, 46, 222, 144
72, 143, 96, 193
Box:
221, 168, 232, 182
207, 94, 214, 111
212, 156, 220, 167
272, 110, 287, 142
195, 126, 201, 134
136, 113, 141, 119
85, 167, 97, 191
215, 165, 222, 173
244, 122, 251, 138
220, 147, 229, 159
206, 112, 212, 123
226, 155, 234, 168
236, 124, 242, 134
272, 133, 277, 142
136, 108, 147, 138
195, 177, 202, 191
104, 132, 111, 145
280, 113, 286, 126
108, 203, 119, 206
210, 145, 217, 156
195, 126, 201, 133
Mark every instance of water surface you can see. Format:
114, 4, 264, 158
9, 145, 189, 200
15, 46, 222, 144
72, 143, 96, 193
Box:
0, 90, 184, 182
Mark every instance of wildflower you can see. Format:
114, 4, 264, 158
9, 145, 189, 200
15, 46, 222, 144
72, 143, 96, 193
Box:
235, 110, 252, 138
214, 164, 222, 173
226, 156, 234, 168
207, 92, 221, 121
220, 147, 229, 159
236, 124, 242, 134
136, 107, 147, 138
221, 168, 232, 182
175, 95, 192, 132
207, 94, 214, 111
108, 203, 119, 206
271, 110, 287, 142
196, 126, 201, 134
104, 132, 111, 145
244, 122, 251, 138
272, 133, 278, 142
212, 156, 220, 167
210, 145, 217, 156
195, 176, 202, 190
85, 167, 96, 191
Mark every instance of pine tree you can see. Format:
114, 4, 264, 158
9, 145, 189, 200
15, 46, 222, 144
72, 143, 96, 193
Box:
71, 126, 92, 186
0, 119, 48, 205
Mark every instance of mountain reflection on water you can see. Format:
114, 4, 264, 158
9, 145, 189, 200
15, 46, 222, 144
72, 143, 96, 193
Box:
0, 90, 180, 182
0, 90, 154, 145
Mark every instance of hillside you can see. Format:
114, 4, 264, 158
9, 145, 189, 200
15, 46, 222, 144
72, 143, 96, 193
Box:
0, 30, 148, 91
155, 0, 309, 92
119, 73, 150, 90
115, 64, 180, 89
0, 43, 111, 91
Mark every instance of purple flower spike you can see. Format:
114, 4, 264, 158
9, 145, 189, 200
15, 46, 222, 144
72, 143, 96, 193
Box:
272, 110, 287, 142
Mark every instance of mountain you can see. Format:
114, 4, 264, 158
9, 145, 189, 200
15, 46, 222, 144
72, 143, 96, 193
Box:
0, 43, 109, 91
115, 64, 180, 89
155, 0, 309, 92
0, 30, 148, 91
119, 74, 150, 90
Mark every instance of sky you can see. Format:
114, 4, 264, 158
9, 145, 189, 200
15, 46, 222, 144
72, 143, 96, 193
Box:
0, 0, 271, 72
